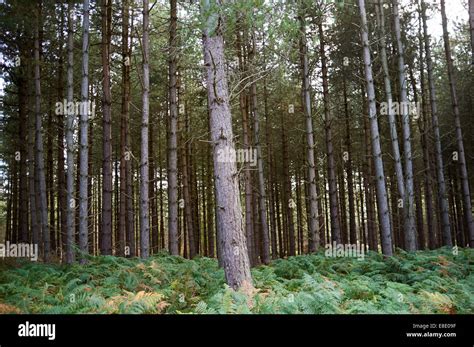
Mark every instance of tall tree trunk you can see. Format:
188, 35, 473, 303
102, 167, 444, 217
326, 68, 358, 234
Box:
206, 129, 215, 258
392, 0, 417, 251
421, 0, 452, 246
414, 177, 426, 249
266, 118, 278, 259
11, 164, 18, 243
281, 116, 295, 256
338, 158, 348, 244
119, 0, 133, 257
159, 123, 165, 250
299, 13, 320, 252
47, 97, 55, 253
416, 3, 437, 250
34, 3, 50, 262
343, 76, 356, 244
88, 100, 94, 254
6, 175, 13, 242
201, 0, 252, 290
100, 0, 113, 255
181, 109, 196, 258
28, 84, 39, 246
168, 0, 179, 255
249, 31, 270, 264
319, 22, 341, 244
361, 84, 376, 251
241, 90, 256, 263
358, 0, 393, 256
18, 56, 29, 243
140, 0, 150, 259
440, 0, 474, 247
57, 6, 67, 259
375, 0, 406, 228
295, 167, 304, 254
149, 120, 159, 254
78, 0, 90, 263
65, 0, 75, 263
235, 25, 256, 265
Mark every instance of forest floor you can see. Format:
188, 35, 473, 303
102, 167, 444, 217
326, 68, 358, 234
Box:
0, 248, 472, 314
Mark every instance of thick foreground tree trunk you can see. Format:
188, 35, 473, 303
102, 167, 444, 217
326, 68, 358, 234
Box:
201, 0, 252, 291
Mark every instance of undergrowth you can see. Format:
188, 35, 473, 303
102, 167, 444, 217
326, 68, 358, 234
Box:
0, 248, 472, 314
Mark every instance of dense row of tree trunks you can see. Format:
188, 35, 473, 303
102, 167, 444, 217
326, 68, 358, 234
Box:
149, 119, 159, 254
375, 0, 405, 237
180, 106, 196, 258
392, 0, 417, 251
343, 76, 357, 245
235, 23, 256, 265
299, 12, 320, 252
415, 4, 436, 250
421, 0, 452, 246
250, 30, 270, 264
18, 49, 29, 243
358, 0, 393, 256
319, 22, 341, 245
66, 0, 77, 264
440, 0, 474, 248
281, 113, 295, 257
56, 7, 67, 258
34, 2, 50, 261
